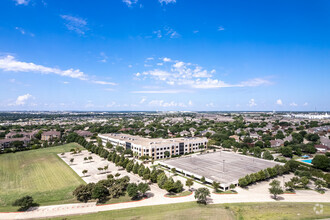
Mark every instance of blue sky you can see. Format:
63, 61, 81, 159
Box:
0, 0, 329, 111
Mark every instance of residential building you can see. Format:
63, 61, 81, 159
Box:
0, 137, 31, 150
75, 130, 93, 137
41, 131, 61, 141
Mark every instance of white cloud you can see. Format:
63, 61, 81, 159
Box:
91, 80, 117, 86
276, 99, 283, 106
192, 78, 231, 89
173, 61, 185, 68
15, 94, 33, 106
15, 27, 34, 37
238, 78, 271, 87
99, 52, 108, 63
249, 99, 257, 107
128, 64, 133, 68
122, 0, 138, 7
85, 101, 94, 108
139, 97, 146, 104
206, 102, 215, 107
106, 102, 117, 107
135, 57, 271, 90
303, 102, 308, 106
159, 0, 176, 4
188, 100, 193, 106
0, 55, 116, 86
153, 30, 162, 38
0, 55, 87, 80
60, 15, 87, 35
13, 0, 29, 5
153, 27, 180, 39
149, 100, 187, 108
290, 102, 298, 107
218, 26, 225, 31
132, 90, 190, 94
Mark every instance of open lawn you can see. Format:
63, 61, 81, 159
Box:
50, 202, 330, 220
0, 143, 85, 211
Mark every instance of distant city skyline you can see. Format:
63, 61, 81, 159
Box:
0, 0, 329, 111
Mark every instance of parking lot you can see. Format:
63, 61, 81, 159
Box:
58, 150, 142, 184
161, 151, 282, 187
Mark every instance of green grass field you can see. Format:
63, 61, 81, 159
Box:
0, 143, 85, 211
50, 202, 330, 220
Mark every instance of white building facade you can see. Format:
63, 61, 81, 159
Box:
98, 133, 208, 160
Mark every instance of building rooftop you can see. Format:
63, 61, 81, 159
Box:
161, 151, 282, 186
99, 133, 207, 147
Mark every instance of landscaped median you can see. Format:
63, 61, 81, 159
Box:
213, 190, 238, 195
164, 190, 193, 198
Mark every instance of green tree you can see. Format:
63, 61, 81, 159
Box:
157, 173, 168, 189
200, 176, 206, 183
92, 184, 109, 203
238, 177, 248, 187
194, 187, 210, 204
269, 180, 283, 200
127, 183, 139, 199
12, 196, 35, 211
186, 178, 194, 190
106, 142, 113, 149
312, 155, 330, 171
212, 181, 220, 192
138, 182, 150, 196
73, 183, 95, 202
133, 163, 140, 174
281, 147, 293, 158
163, 177, 175, 193
300, 176, 309, 188
126, 161, 134, 173
285, 181, 295, 191
138, 165, 145, 177
262, 150, 274, 160
315, 179, 326, 190
82, 169, 88, 176
173, 180, 183, 193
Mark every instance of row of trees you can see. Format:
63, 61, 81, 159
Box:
238, 164, 289, 187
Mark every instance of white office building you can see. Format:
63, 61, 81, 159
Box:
98, 133, 208, 160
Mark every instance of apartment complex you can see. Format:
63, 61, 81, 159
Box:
98, 133, 208, 159
41, 131, 61, 141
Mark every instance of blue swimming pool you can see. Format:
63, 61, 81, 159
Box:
301, 159, 312, 164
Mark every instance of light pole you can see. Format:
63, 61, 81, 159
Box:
223, 160, 225, 172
